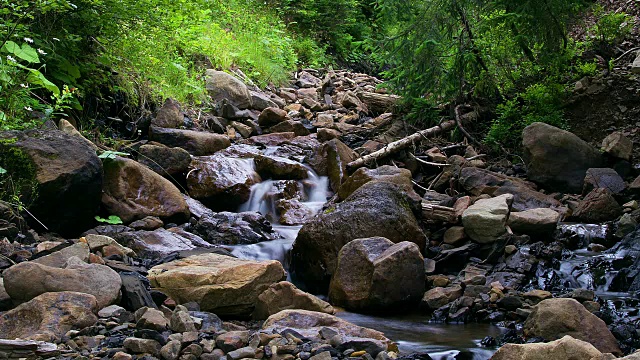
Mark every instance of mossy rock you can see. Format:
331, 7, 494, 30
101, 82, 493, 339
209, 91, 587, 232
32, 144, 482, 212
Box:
0, 130, 103, 236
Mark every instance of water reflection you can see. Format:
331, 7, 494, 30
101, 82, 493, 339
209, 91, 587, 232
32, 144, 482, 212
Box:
336, 311, 502, 359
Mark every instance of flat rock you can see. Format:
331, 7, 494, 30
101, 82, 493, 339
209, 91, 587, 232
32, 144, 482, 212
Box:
490, 335, 603, 360
148, 253, 285, 317
114, 228, 212, 259
149, 126, 231, 156
32, 242, 90, 268
192, 211, 279, 245
508, 208, 561, 237
583, 168, 626, 194
254, 281, 334, 320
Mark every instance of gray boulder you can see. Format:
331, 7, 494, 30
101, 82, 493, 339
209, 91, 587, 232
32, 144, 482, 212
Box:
205, 70, 252, 109
461, 194, 513, 243
523, 122, 603, 193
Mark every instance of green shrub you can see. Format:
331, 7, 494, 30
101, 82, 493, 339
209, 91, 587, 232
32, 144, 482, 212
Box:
486, 83, 567, 150
591, 8, 634, 45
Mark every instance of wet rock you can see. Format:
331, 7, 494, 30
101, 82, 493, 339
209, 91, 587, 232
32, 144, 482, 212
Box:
523, 122, 603, 193
458, 167, 562, 212
0, 292, 97, 342
337, 165, 415, 201
206, 70, 252, 109
307, 139, 358, 193
148, 253, 285, 317
601, 132, 633, 160
254, 281, 334, 320
102, 157, 190, 224
461, 194, 513, 243
241, 132, 297, 147
508, 208, 561, 237
616, 214, 637, 238
573, 188, 622, 223
0, 130, 102, 236
258, 107, 288, 127
149, 126, 231, 156
583, 168, 626, 194
32, 242, 90, 268
491, 335, 603, 360
137, 144, 191, 177
187, 154, 260, 209
291, 182, 426, 293
523, 298, 621, 355
317, 128, 341, 142
192, 211, 279, 245
262, 310, 391, 346
4, 256, 121, 309
152, 98, 183, 129
114, 228, 211, 259
120, 272, 156, 311
329, 237, 424, 311
254, 155, 309, 180
278, 199, 314, 225
421, 285, 463, 310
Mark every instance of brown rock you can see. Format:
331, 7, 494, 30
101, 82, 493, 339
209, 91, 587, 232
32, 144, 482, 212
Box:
253, 281, 334, 320
602, 132, 633, 160
102, 157, 190, 224
0, 292, 97, 342
152, 98, 183, 128
148, 253, 285, 317
443, 226, 467, 245
254, 155, 309, 180
317, 128, 341, 142
490, 335, 603, 360
508, 208, 561, 237
137, 144, 191, 177
421, 285, 463, 310
258, 107, 288, 127
337, 165, 415, 201
3, 257, 122, 309
573, 188, 622, 223
523, 298, 621, 355
269, 121, 310, 136
307, 139, 358, 193
149, 126, 231, 156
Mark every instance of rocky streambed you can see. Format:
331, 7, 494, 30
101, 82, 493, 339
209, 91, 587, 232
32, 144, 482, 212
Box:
1, 68, 640, 360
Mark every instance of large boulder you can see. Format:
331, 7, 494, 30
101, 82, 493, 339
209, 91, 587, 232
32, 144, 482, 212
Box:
205, 70, 252, 110
329, 237, 424, 311
253, 281, 334, 320
102, 157, 190, 224
307, 139, 358, 193
458, 167, 562, 211
262, 310, 391, 347
291, 181, 426, 293
523, 122, 603, 193
490, 335, 603, 360
186, 154, 261, 210
461, 194, 513, 243
338, 165, 415, 201
147, 253, 285, 317
137, 144, 191, 177
523, 298, 621, 355
3, 257, 121, 309
0, 292, 97, 342
114, 227, 212, 259
192, 211, 280, 245
149, 126, 231, 156
0, 130, 102, 236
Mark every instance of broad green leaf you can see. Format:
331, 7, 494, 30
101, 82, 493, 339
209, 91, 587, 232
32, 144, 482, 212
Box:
95, 215, 123, 224
98, 150, 129, 159
0, 166, 6, 175
2, 41, 40, 64
26, 69, 60, 95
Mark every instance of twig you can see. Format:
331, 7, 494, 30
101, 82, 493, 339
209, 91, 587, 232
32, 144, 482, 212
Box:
413, 156, 450, 167
412, 180, 429, 193
428, 170, 444, 191
614, 47, 640, 63
466, 154, 486, 161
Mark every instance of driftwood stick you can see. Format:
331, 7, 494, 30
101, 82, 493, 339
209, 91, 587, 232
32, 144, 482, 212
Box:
347, 119, 456, 171
422, 203, 457, 223
454, 104, 483, 148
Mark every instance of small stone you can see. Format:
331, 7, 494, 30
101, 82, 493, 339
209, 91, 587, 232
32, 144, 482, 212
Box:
123, 337, 162, 356
112, 352, 133, 360
351, 351, 367, 357
583, 300, 601, 313
443, 226, 466, 245
216, 331, 249, 352
98, 305, 126, 318
136, 308, 168, 331
160, 340, 182, 360
171, 306, 197, 333
504, 245, 517, 255
227, 346, 256, 360
588, 243, 607, 252
623, 200, 639, 209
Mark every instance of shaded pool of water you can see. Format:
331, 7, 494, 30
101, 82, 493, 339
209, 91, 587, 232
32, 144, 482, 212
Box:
336, 311, 502, 359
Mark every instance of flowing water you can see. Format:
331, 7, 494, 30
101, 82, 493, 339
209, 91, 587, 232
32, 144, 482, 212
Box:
228, 158, 501, 358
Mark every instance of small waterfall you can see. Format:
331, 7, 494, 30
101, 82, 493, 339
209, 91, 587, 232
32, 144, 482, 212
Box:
230, 163, 329, 267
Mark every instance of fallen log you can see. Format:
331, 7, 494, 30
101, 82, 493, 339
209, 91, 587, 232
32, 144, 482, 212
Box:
347, 119, 456, 171
422, 203, 458, 223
